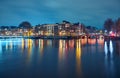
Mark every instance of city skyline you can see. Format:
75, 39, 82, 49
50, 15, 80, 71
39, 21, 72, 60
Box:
0, 0, 120, 28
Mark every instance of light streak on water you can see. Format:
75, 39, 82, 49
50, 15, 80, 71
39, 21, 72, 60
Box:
76, 39, 82, 77
104, 41, 108, 56
109, 40, 113, 55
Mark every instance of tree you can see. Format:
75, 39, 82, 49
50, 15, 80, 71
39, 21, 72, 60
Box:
62, 20, 70, 24
104, 18, 114, 32
116, 18, 120, 33
18, 21, 33, 36
18, 21, 32, 29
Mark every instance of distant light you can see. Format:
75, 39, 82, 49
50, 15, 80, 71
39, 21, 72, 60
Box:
109, 31, 112, 34
105, 30, 107, 33
109, 31, 115, 37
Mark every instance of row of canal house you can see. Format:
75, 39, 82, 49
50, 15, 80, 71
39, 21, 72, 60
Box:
0, 21, 87, 37
0, 26, 34, 36
0, 26, 20, 36
35, 21, 86, 36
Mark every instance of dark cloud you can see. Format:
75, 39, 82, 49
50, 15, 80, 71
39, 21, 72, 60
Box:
0, 0, 120, 28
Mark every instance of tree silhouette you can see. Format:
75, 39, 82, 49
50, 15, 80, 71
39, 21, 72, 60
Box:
104, 18, 114, 32
18, 21, 32, 29
116, 18, 120, 33
18, 21, 32, 36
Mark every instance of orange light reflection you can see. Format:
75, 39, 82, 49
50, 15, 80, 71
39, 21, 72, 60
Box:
76, 39, 82, 77
81, 38, 87, 45
88, 39, 96, 44
97, 39, 104, 45
58, 40, 66, 62
69, 40, 74, 49
39, 39, 44, 57
21, 39, 24, 51
27, 39, 33, 64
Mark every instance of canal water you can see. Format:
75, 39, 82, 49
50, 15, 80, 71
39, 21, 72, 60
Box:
0, 38, 120, 78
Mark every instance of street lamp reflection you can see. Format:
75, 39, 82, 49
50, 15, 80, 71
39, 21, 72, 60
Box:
76, 39, 82, 77
104, 41, 108, 56
109, 40, 113, 56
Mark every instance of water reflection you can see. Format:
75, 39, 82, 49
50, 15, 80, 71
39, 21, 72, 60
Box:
104, 40, 115, 77
0, 40, 2, 54
69, 40, 74, 49
109, 40, 113, 56
97, 38, 104, 45
21, 39, 25, 51
58, 40, 67, 77
104, 41, 108, 56
104, 40, 114, 58
76, 39, 82, 77
0, 39, 116, 58
81, 38, 87, 45
58, 40, 66, 62
5, 41, 8, 50
115, 41, 120, 55
0, 39, 22, 51
39, 39, 44, 58
0, 40, 2, 63
88, 39, 96, 44
47, 40, 52, 46
26, 39, 33, 64
0, 44, 1, 53
0, 38, 120, 78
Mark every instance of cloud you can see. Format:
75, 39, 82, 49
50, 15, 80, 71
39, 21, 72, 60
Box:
0, 0, 120, 28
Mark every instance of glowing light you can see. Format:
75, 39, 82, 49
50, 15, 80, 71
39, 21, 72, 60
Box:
109, 31, 112, 34
105, 30, 107, 33
59, 31, 62, 36
109, 31, 115, 36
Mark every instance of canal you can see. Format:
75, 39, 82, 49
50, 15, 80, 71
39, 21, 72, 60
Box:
0, 38, 120, 78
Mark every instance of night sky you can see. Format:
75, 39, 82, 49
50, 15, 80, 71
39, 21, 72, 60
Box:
0, 0, 120, 28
